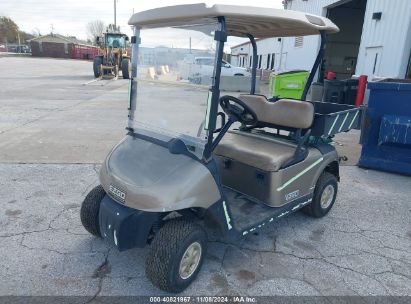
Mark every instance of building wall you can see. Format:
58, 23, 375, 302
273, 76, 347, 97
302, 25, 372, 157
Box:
284, 0, 411, 78
282, 0, 337, 72
30, 41, 73, 58
355, 0, 411, 78
231, 38, 284, 70
231, 42, 253, 67
229, 0, 411, 78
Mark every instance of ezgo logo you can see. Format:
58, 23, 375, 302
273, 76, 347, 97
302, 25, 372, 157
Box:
285, 190, 299, 201
109, 184, 126, 203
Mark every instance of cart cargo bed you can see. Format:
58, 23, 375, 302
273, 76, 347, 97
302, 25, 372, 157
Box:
309, 101, 362, 137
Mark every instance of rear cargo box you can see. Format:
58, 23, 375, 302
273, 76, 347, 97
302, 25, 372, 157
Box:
309, 101, 362, 137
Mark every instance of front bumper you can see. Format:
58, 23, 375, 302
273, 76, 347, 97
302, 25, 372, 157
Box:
99, 195, 159, 251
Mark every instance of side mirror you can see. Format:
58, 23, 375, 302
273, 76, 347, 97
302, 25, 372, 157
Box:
214, 112, 226, 133
224, 63, 231, 68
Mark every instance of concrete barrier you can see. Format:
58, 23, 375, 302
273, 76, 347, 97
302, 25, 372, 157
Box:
189, 75, 260, 93
146, 67, 157, 80
220, 76, 260, 92
160, 65, 168, 75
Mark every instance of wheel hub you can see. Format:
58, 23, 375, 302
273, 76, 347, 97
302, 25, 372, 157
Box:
320, 184, 335, 209
179, 242, 202, 280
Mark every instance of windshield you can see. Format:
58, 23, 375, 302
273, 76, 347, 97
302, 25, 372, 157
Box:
106, 34, 126, 48
132, 22, 218, 154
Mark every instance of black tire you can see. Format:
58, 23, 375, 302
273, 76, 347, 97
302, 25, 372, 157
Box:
93, 57, 102, 78
302, 172, 338, 218
145, 219, 207, 293
121, 58, 131, 79
80, 185, 105, 237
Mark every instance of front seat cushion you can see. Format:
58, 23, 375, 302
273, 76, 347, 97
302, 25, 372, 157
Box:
214, 131, 297, 172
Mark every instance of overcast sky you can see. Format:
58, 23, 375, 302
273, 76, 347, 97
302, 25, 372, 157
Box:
0, 0, 284, 42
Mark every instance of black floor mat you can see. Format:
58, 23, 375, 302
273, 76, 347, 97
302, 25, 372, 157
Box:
223, 187, 276, 231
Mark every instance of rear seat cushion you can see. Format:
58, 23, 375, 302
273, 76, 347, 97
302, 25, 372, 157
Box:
239, 94, 314, 129
214, 131, 297, 172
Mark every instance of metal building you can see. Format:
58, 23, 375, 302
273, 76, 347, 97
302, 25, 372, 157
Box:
29, 34, 98, 60
230, 0, 411, 80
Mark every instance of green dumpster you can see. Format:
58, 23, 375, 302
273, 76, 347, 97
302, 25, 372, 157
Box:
269, 70, 309, 99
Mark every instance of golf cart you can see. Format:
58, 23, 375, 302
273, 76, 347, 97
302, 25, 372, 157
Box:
80, 4, 362, 293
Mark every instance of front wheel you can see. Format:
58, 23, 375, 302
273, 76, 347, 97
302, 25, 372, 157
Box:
121, 58, 131, 79
302, 172, 338, 218
80, 185, 105, 236
93, 57, 102, 78
145, 219, 207, 293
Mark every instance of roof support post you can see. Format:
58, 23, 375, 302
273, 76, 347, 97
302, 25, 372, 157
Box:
204, 17, 227, 160
301, 30, 326, 101
247, 34, 258, 95
127, 26, 140, 131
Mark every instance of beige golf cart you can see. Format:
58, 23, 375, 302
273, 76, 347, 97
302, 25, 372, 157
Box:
80, 3, 362, 293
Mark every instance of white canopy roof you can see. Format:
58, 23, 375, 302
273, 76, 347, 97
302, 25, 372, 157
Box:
128, 3, 339, 38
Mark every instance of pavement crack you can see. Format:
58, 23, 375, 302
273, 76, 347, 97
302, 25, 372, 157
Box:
84, 248, 111, 304
0, 228, 51, 238
373, 270, 411, 281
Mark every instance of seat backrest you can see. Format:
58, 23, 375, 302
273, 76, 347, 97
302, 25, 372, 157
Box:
239, 94, 314, 129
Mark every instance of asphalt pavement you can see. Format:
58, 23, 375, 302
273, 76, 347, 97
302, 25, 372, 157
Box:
0, 57, 410, 299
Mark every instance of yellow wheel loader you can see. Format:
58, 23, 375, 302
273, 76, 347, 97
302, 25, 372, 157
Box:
93, 32, 131, 79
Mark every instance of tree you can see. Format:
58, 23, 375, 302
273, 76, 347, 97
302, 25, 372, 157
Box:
19, 31, 34, 42
0, 16, 34, 44
0, 16, 19, 43
86, 20, 106, 42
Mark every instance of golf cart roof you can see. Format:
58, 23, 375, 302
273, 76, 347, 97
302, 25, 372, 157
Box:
128, 3, 339, 38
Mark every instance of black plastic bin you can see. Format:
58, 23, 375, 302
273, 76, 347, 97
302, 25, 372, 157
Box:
322, 79, 345, 103
343, 79, 359, 105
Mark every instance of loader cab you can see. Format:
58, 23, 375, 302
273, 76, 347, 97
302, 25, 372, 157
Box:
105, 33, 128, 49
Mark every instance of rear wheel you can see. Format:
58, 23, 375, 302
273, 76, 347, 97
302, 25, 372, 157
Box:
93, 57, 102, 78
80, 185, 105, 236
121, 58, 131, 79
145, 219, 207, 293
302, 172, 338, 218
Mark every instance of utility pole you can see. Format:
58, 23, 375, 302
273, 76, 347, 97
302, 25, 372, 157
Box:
114, 0, 117, 30
17, 31, 21, 53
189, 37, 192, 53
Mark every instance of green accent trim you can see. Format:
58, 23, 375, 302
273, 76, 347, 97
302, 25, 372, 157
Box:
348, 110, 360, 129
128, 79, 132, 110
338, 112, 350, 132
204, 91, 213, 130
277, 157, 324, 192
222, 201, 232, 230
328, 114, 340, 136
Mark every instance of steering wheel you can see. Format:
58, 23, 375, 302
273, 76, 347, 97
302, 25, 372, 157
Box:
219, 95, 258, 126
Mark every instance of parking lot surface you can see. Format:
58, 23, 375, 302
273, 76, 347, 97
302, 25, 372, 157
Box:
0, 57, 410, 297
